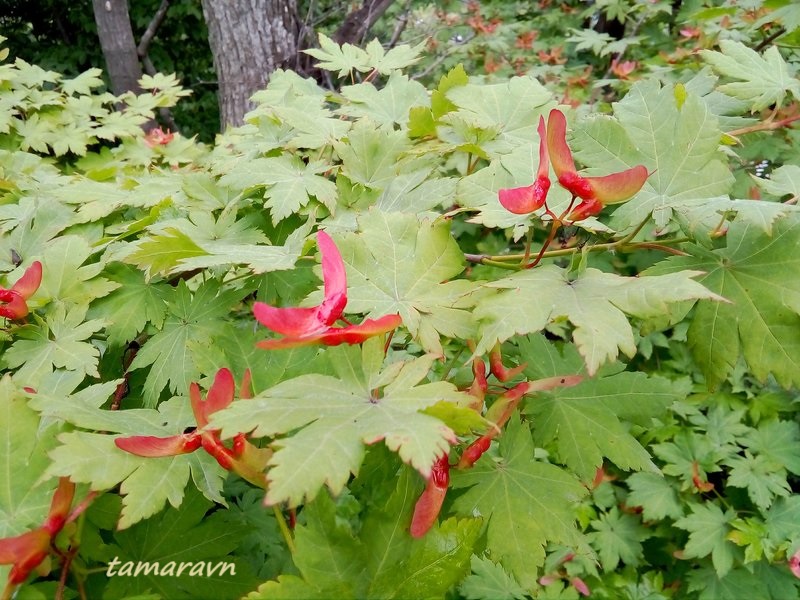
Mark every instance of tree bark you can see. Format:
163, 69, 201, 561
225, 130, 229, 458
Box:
333, 0, 396, 46
201, 0, 298, 129
91, 0, 144, 95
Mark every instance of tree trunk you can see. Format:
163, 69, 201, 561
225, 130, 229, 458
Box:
91, 0, 144, 95
201, 0, 298, 129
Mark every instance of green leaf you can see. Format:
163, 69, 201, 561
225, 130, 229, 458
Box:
87, 263, 170, 347
475, 265, 721, 374
212, 344, 468, 505
42, 394, 226, 529
103, 488, 257, 600
335, 120, 411, 189
686, 566, 770, 600
645, 217, 800, 388
753, 164, 800, 201
363, 38, 426, 74
451, 416, 588, 587
724, 453, 791, 511
587, 507, 649, 571
39, 234, 119, 305
572, 81, 734, 229
339, 72, 428, 128
129, 280, 244, 407
742, 420, 800, 475
0, 376, 59, 538
626, 472, 683, 520
124, 227, 208, 279
459, 556, 527, 600
675, 502, 738, 577
220, 155, 337, 223
702, 40, 800, 111
247, 471, 480, 599
334, 211, 477, 354
304, 33, 370, 78
3, 304, 105, 386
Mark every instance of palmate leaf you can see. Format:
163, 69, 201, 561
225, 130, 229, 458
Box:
459, 556, 527, 600
38, 390, 226, 530
571, 80, 734, 229
0, 376, 60, 539
219, 155, 337, 223
675, 502, 739, 577
39, 234, 119, 305
129, 280, 246, 407
474, 265, 721, 374
518, 334, 688, 480
451, 416, 588, 588
334, 120, 412, 189
247, 472, 479, 599
102, 488, 258, 600
334, 211, 478, 355
645, 217, 800, 389
212, 340, 470, 506
702, 41, 800, 112
587, 508, 649, 571
3, 304, 106, 386
339, 72, 428, 129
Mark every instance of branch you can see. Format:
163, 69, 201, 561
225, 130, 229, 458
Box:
333, 0, 397, 46
137, 0, 170, 58
388, 0, 413, 48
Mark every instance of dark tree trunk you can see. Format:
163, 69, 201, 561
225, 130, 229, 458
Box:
333, 0, 396, 45
201, 0, 298, 129
91, 0, 144, 95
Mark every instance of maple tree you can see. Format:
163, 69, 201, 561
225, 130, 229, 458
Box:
2, 3, 800, 598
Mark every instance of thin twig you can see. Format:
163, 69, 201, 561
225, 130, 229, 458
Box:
137, 0, 171, 58
727, 113, 800, 137
754, 26, 787, 52
388, 0, 413, 48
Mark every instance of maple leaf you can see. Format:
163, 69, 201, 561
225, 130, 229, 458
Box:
333, 211, 478, 355
0, 376, 60, 540
459, 556, 527, 600
334, 120, 412, 189
645, 217, 800, 389
587, 507, 650, 571
450, 416, 588, 588
675, 502, 739, 577
474, 265, 721, 374
123, 227, 208, 280
3, 304, 105, 386
247, 472, 480, 599
39, 235, 119, 305
339, 73, 429, 129
304, 33, 371, 78
128, 280, 247, 407
516, 334, 687, 479
571, 80, 734, 229
363, 38, 426, 74
702, 41, 800, 112
212, 341, 470, 506
724, 453, 791, 511
39, 392, 227, 529
625, 472, 683, 520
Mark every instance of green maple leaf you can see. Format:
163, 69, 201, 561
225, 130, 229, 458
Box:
363, 38, 426, 74
516, 335, 687, 479
219, 155, 337, 223
675, 502, 739, 577
625, 472, 683, 520
40, 391, 226, 529
587, 507, 649, 571
765, 496, 800, 541
3, 304, 106, 386
87, 263, 170, 347
61, 67, 104, 96
646, 217, 800, 389
686, 566, 771, 600
702, 41, 800, 112
571, 80, 734, 229
724, 453, 791, 511
742, 420, 800, 475
334, 120, 411, 189
124, 227, 208, 279
753, 164, 800, 201
212, 340, 469, 506
339, 73, 428, 129
304, 33, 371, 78
451, 416, 588, 588
443, 76, 553, 147
672, 197, 800, 242
459, 556, 527, 600
129, 280, 245, 407
375, 168, 457, 214
474, 265, 721, 374
39, 234, 119, 305
335, 211, 477, 355
103, 489, 258, 600
0, 376, 60, 539
247, 471, 480, 599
